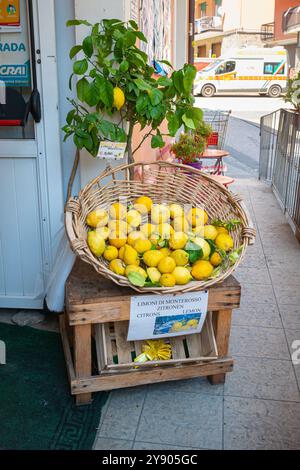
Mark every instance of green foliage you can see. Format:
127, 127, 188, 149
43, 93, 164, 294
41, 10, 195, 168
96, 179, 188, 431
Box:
171, 132, 206, 164
63, 18, 203, 159
184, 240, 203, 264
284, 71, 300, 111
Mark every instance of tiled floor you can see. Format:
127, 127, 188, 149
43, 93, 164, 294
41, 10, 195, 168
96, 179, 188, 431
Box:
93, 177, 300, 450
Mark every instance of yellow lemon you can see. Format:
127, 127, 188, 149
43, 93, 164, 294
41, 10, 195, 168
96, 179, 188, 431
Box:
113, 86, 125, 110
216, 226, 229, 235
171, 249, 189, 266
160, 273, 176, 288
169, 203, 183, 219
215, 233, 234, 252
187, 208, 208, 227
109, 202, 127, 220
192, 226, 205, 237
109, 259, 126, 276
87, 231, 105, 257
108, 220, 128, 234
133, 238, 152, 254
203, 225, 218, 241
127, 230, 146, 247
140, 223, 157, 237
159, 247, 171, 258
125, 265, 147, 280
123, 245, 139, 266
172, 216, 190, 233
119, 245, 126, 260
147, 267, 161, 284
126, 209, 142, 228
172, 267, 192, 285
109, 231, 127, 248
169, 231, 188, 250
191, 260, 214, 280
187, 319, 199, 328
151, 204, 170, 224
158, 256, 176, 274
134, 196, 153, 214
149, 232, 160, 246
158, 223, 174, 240
103, 245, 119, 261
193, 237, 211, 260
143, 250, 164, 267
210, 252, 222, 267
96, 226, 110, 240
171, 321, 183, 331
86, 209, 108, 228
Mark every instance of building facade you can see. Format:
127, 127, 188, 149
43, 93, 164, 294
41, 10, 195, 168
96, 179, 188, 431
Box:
194, 0, 275, 58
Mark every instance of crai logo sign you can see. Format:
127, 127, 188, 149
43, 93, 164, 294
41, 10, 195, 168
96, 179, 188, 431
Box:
0, 64, 27, 76
0, 340, 5, 365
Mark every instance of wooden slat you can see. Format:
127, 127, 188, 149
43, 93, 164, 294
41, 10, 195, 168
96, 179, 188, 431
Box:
134, 341, 143, 357
114, 321, 132, 364
169, 337, 186, 359
103, 323, 113, 366
73, 323, 92, 404
94, 325, 105, 373
186, 334, 202, 358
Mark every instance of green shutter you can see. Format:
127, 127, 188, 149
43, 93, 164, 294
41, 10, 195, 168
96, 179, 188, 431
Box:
200, 2, 207, 12
215, 0, 222, 6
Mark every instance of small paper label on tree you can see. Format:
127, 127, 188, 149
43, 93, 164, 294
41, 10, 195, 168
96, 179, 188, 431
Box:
97, 141, 127, 160
127, 291, 209, 341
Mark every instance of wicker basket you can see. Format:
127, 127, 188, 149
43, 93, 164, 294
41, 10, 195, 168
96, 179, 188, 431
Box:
65, 161, 255, 294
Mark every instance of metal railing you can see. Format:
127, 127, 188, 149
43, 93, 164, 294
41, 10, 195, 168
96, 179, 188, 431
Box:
261, 22, 275, 42
195, 16, 223, 34
260, 108, 300, 240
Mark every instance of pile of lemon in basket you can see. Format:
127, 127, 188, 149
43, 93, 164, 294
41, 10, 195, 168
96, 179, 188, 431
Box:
85, 196, 242, 288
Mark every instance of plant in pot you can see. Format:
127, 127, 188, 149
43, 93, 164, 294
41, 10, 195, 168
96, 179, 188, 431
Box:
62, 18, 204, 185
171, 131, 207, 169
284, 70, 300, 113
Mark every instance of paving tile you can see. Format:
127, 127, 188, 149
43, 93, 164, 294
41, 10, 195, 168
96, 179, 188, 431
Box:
99, 388, 146, 440
93, 438, 133, 450
273, 285, 300, 306
136, 390, 223, 450
232, 303, 282, 329
284, 329, 300, 359
133, 441, 199, 450
147, 377, 223, 396
234, 266, 271, 285
279, 305, 300, 330
230, 325, 290, 359
239, 284, 276, 306
269, 268, 300, 287
224, 396, 300, 449
225, 356, 300, 401
242, 254, 267, 269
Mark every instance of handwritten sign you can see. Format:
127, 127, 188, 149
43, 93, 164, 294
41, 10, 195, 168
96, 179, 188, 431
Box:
97, 141, 127, 160
127, 291, 209, 341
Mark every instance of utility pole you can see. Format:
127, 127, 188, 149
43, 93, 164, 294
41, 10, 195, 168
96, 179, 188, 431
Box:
188, 0, 195, 64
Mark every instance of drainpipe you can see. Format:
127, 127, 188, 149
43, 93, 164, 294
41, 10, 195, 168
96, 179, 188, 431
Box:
188, 0, 195, 64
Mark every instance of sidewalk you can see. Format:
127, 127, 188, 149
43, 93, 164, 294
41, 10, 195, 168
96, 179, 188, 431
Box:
93, 144, 300, 450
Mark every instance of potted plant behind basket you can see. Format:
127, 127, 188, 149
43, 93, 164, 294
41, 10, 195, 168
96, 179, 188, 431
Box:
171, 120, 212, 169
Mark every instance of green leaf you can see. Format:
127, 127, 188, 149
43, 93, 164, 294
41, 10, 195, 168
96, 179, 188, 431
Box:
66, 19, 91, 27
136, 94, 149, 113
151, 133, 165, 149
148, 88, 163, 106
127, 271, 146, 287
150, 104, 165, 120
134, 78, 152, 91
73, 134, 84, 149
95, 75, 114, 108
73, 58, 88, 75
183, 64, 196, 93
167, 113, 180, 137
182, 113, 195, 129
68, 73, 75, 90
185, 241, 203, 264
160, 59, 173, 69
85, 80, 101, 107
82, 35, 93, 58
172, 70, 184, 93
129, 20, 138, 30
205, 239, 216, 257
66, 109, 75, 125
119, 60, 129, 72
123, 31, 136, 47
69, 45, 82, 59
157, 76, 173, 87
134, 31, 147, 42
76, 77, 89, 102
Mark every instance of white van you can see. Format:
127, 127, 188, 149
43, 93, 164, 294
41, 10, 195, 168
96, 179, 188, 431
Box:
194, 47, 288, 98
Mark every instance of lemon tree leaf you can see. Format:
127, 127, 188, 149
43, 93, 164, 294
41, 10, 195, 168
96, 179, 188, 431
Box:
205, 238, 216, 256
185, 240, 203, 263
127, 271, 146, 287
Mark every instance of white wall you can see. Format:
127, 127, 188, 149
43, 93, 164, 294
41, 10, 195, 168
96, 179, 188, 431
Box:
223, 0, 275, 32
174, 0, 188, 69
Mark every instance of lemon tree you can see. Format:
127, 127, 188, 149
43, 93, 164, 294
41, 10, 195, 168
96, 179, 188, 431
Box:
63, 18, 204, 161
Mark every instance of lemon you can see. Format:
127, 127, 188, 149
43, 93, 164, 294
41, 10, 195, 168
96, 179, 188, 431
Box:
149, 232, 160, 246
134, 196, 153, 214
159, 247, 171, 258
171, 321, 183, 331
192, 226, 205, 237
113, 86, 125, 110
140, 223, 157, 237
119, 245, 125, 260
127, 230, 146, 247
172, 216, 190, 233
123, 245, 139, 266
125, 265, 147, 280
109, 258, 126, 276
109, 202, 127, 220
87, 231, 106, 257
215, 233, 234, 252
127, 209, 141, 228
191, 260, 214, 280
151, 204, 170, 224
160, 273, 176, 287
86, 209, 108, 228
147, 267, 161, 284
109, 231, 127, 248
216, 226, 229, 235
193, 237, 211, 260
96, 226, 110, 240
210, 252, 222, 267
203, 225, 218, 240
158, 256, 176, 274
169, 231, 188, 250
108, 220, 128, 234
173, 267, 192, 285
103, 245, 119, 261
187, 208, 208, 227
143, 250, 164, 267
158, 223, 174, 239
134, 238, 152, 254
169, 203, 183, 219
171, 249, 189, 266
187, 319, 199, 328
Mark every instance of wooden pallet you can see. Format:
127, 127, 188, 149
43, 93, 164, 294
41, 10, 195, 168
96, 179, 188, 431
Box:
94, 313, 217, 373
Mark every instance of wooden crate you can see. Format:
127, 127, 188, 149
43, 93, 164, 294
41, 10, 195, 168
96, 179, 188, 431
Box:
94, 313, 218, 373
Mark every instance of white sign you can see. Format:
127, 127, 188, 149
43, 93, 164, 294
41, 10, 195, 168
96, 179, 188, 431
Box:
127, 291, 209, 341
97, 141, 127, 160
